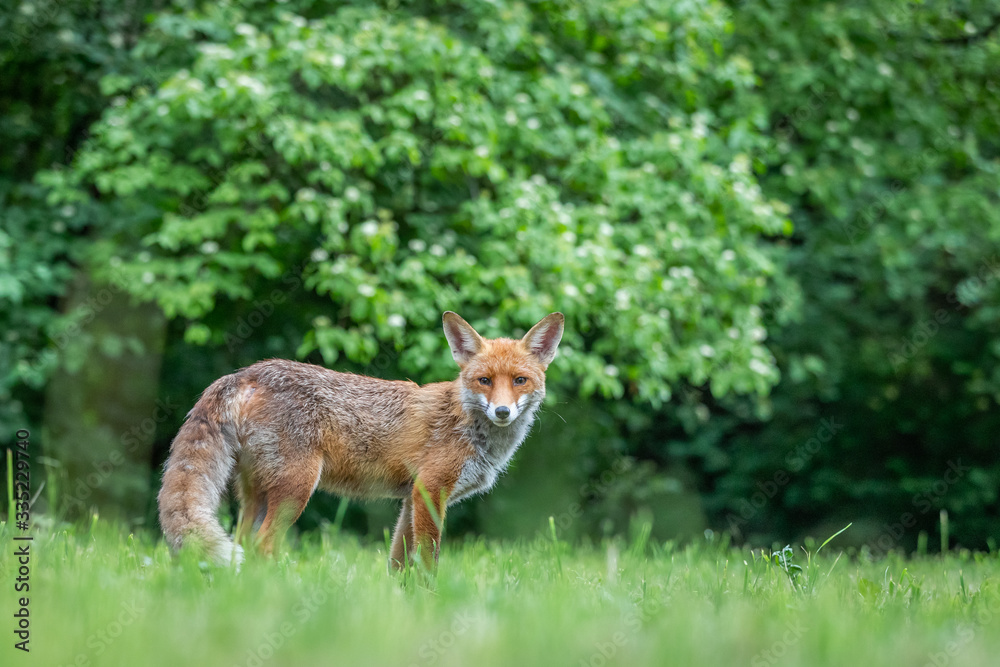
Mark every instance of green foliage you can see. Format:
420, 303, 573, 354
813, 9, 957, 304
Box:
43, 0, 792, 406
0, 0, 168, 433
3, 0, 999, 550
692, 0, 1000, 548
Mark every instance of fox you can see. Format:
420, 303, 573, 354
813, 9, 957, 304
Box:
157, 311, 564, 569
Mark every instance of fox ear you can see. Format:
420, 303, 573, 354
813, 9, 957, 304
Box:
522, 312, 564, 366
443, 312, 484, 366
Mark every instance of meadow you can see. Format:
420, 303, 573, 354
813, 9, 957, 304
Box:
2, 518, 999, 667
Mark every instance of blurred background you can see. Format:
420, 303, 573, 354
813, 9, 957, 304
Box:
1, 0, 998, 555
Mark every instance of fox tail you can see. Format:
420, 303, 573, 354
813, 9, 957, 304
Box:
157, 377, 243, 566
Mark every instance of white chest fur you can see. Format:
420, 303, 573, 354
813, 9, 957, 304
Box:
450, 402, 540, 504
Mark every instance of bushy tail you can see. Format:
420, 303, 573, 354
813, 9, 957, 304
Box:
157, 378, 243, 566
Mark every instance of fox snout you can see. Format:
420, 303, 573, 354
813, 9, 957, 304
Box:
488, 402, 516, 427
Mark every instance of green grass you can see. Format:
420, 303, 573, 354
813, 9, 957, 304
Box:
2, 518, 999, 667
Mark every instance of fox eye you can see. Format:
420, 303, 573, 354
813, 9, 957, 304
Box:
513, 377, 527, 386
478, 377, 492, 386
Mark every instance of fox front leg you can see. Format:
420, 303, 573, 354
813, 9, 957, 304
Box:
410, 478, 450, 571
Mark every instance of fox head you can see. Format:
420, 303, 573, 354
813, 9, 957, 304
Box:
443, 311, 564, 427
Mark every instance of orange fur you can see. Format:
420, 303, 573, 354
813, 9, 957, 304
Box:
156, 312, 564, 569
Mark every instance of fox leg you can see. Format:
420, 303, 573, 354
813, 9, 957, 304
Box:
254, 454, 322, 557
410, 477, 452, 569
389, 496, 413, 570
235, 465, 266, 549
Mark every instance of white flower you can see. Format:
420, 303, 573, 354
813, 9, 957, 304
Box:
722, 249, 736, 262
504, 110, 518, 125
474, 145, 489, 158
429, 244, 446, 257
331, 53, 346, 69
141, 271, 155, 285
563, 284, 580, 297
412, 89, 430, 102
387, 314, 405, 328
604, 364, 619, 377
358, 284, 376, 297
235, 75, 266, 96
699, 344, 715, 358
344, 186, 361, 202
200, 241, 219, 254
668, 266, 693, 279
749, 359, 772, 375
526, 118, 540, 130
359, 220, 379, 237
310, 248, 329, 262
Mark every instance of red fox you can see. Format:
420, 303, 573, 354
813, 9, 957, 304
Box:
157, 311, 564, 568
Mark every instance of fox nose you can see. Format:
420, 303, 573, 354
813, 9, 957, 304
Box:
495, 406, 510, 420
